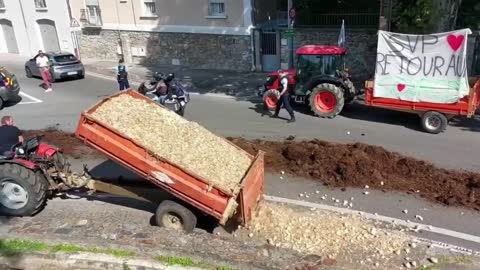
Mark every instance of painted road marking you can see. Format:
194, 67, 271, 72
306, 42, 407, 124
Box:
18, 91, 43, 105
265, 195, 480, 245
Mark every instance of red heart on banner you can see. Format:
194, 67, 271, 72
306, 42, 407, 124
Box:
397, 84, 406, 92
447, 34, 465, 52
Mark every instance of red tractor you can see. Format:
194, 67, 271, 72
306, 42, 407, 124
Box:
258, 45, 359, 118
0, 135, 81, 216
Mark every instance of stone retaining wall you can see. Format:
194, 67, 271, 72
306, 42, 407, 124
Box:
79, 29, 253, 71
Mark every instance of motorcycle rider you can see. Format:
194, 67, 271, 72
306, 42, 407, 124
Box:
0, 116, 24, 156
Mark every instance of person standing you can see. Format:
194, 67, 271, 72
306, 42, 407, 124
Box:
115, 59, 130, 91
36, 50, 52, 92
272, 70, 296, 123
0, 116, 23, 155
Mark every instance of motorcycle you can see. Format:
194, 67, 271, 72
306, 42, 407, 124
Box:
138, 72, 190, 116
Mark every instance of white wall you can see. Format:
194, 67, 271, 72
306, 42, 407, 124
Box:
0, 0, 73, 56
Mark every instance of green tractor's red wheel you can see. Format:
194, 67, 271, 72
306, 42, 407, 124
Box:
314, 91, 337, 113
309, 83, 345, 118
263, 89, 280, 111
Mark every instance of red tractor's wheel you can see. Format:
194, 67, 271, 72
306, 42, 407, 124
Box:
263, 89, 280, 111
0, 163, 49, 216
309, 83, 345, 118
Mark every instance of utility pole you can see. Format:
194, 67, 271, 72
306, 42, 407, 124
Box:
287, 0, 294, 69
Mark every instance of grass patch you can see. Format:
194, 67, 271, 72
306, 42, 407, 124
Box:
417, 266, 437, 270
438, 255, 474, 265
51, 243, 134, 257
0, 239, 134, 258
154, 255, 235, 270
0, 239, 49, 256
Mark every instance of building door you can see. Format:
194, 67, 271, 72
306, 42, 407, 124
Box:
261, 31, 280, 72
37, 19, 60, 52
0, 19, 19, 54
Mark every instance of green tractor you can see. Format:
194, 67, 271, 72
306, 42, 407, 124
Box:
259, 45, 359, 118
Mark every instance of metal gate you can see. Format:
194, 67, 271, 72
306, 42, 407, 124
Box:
37, 19, 60, 52
0, 19, 19, 54
261, 31, 280, 72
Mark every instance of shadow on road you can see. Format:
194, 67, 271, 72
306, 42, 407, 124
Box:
2, 95, 22, 109
340, 102, 424, 132
449, 115, 480, 132
244, 94, 426, 131
67, 159, 218, 233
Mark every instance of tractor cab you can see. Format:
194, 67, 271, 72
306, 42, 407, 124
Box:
261, 45, 357, 118
295, 45, 347, 95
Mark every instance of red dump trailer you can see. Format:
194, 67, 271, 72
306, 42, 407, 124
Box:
74, 90, 265, 232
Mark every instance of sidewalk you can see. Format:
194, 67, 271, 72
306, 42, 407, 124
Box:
82, 59, 268, 98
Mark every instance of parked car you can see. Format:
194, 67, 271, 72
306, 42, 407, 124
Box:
24, 52, 85, 82
0, 67, 20, 109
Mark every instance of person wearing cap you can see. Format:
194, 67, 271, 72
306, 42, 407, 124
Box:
113, 58, 130, 91
272, 69, 296, 123
36, 50, 52, 92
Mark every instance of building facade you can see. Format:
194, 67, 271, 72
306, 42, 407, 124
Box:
0, 0, 74, 56
69, 0, 255, 71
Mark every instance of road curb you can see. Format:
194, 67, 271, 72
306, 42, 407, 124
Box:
0, 251, 199, 270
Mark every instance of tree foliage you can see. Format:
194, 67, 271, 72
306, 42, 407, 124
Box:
391, 0, 441, 33
392, 0, 479, 33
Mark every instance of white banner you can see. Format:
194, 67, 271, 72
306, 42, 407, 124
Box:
374, 29, 472, 104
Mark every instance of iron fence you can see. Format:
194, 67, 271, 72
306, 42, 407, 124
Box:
296, 11, 379, 28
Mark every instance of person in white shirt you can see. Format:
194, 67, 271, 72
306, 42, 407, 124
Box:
36, 50, 52, 92
272, 69, 295, 123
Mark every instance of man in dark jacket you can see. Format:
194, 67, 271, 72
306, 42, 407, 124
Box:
272, 70, 296, 123
115, 59, 130, 91
0, 116, 23, 155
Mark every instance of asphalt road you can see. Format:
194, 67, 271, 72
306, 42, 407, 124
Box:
1, 53, 479, 252
2, 53, 480, 171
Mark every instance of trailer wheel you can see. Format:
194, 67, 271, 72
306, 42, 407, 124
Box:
0, 163, 48, 216
155, 200, 197, 233
263, 89, 280, 111
421, 111, 448, 134
309, 83, 345, 118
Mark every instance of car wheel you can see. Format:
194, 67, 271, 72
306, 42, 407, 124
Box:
78, 74, 85, 79
0, 98, 4, 110
25, 67, 33, 78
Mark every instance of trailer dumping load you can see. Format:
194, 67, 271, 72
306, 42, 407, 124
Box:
91, 94, 251, 193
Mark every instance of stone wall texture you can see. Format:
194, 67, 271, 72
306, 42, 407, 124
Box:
80, 29, 120, 61
79, 29, 253, 71
280, 28, 378, 83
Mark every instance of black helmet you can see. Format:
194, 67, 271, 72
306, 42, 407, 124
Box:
165, 73, 175, 83
153, 72, 164, 81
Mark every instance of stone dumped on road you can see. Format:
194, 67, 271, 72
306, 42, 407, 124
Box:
91, 94, 252, 193
250, 202, 408, 262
